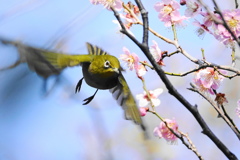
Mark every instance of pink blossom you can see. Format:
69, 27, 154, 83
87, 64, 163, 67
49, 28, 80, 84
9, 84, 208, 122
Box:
89, 0, 101, 5
150, 40, 162, 62
193, 20, 212, 33
119, 47, 139, 70
154, 0, 187, 27
223, 9, 240, 33
153, 118, 179, 144
195, 10, 240, 46
194, 68, 226, 95
212, 9, 240, 46
136, 88, 163, 107
192, 12, 216, 37
236, 100, 240, 117
192, 20, 212, 37
139, 107, 148, 116
136, 64, 147, 77
112, 20, 135, 37
201, 12, 216, 28
213, 24, 235, 46
120, 2, 140, 24
150, 40, 165, 65
89, 0, 122, 11
193, 12, 220, 38
184, 0, 202, 17
170, 12, 188, 26
120, 13, 136, 24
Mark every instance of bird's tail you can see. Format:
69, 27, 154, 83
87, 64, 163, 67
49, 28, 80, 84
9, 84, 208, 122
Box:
0, 37, 66, 78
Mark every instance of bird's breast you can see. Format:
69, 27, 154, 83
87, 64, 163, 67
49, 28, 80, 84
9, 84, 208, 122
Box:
82, 63, 118, 89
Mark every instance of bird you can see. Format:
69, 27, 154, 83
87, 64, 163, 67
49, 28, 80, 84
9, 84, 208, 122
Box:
0, 38, 146, 132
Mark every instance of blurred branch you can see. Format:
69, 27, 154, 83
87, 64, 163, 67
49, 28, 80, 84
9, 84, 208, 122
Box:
0, 0, 46, 23
235, 0, 239, 8
86, 103, 114, 160
44, 5, 95, 49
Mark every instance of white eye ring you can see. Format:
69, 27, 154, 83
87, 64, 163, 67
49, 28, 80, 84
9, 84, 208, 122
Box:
104, 60, 110, 68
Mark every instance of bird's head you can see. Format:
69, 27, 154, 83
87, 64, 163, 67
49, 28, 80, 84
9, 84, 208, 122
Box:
89, 55, 121, 78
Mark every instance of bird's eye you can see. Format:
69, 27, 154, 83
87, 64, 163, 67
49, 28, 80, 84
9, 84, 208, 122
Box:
104, 60, 111, 68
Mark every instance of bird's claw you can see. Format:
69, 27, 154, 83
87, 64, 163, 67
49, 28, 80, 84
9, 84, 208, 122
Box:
75, 77, 84, 93
82, 89, 98, 105
82, 96, 94, 105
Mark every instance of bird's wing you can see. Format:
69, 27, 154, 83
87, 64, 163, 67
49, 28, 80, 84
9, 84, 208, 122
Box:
0, 38, 92, 78
110, 72, 146, 131
86, 42, 108, 55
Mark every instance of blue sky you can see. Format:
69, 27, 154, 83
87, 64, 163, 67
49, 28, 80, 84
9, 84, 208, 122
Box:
0, 0, 239, 160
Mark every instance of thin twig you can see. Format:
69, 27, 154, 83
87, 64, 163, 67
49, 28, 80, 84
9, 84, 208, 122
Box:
231, 47, 236, 67
139, 61, 154, 70
164, 50, 180, 58
188, 83, 240, 140
140, 77, 155, 111
171, 24, 178, 41
221, 104, 240, 136
149, 111, 204, 160
178, 130, 204, 160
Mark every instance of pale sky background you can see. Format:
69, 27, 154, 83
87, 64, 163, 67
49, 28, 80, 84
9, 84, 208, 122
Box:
0, 0, 240, 160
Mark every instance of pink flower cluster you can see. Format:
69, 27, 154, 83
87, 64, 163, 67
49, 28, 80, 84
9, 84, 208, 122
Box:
194, 9, 240, 46
179, 1, 240, 46
112, 2, 140, 37
180, 0, 202, 17
120, 2, 140, 29
213, 9, 240, 46
154, 0, 187, 27
120, 47, 139, 71
89, 0, 122, 11
193, 67, 226, 95
153, 118, 179, 144
119, 41, 164, 77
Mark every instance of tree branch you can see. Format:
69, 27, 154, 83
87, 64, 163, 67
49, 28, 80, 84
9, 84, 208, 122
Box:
188, 83, 240, 140
119, 0, 238, 159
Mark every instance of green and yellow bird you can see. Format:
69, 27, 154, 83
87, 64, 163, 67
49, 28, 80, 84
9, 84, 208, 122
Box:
0, 38, 146, 131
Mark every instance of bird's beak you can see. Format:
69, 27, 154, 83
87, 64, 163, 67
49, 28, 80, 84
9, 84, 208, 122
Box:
112, 68, 119, 74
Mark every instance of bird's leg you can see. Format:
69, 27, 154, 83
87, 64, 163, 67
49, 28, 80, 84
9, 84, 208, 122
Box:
75, 77, 84, 93
82, 89, 98, 105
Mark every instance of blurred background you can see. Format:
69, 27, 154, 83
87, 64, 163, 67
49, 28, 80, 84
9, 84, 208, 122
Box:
0, 0, 240, 160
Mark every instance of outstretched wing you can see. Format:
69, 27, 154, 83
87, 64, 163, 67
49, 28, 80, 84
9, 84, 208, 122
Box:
0, 38, 92, 78
110, 72, 146, 131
